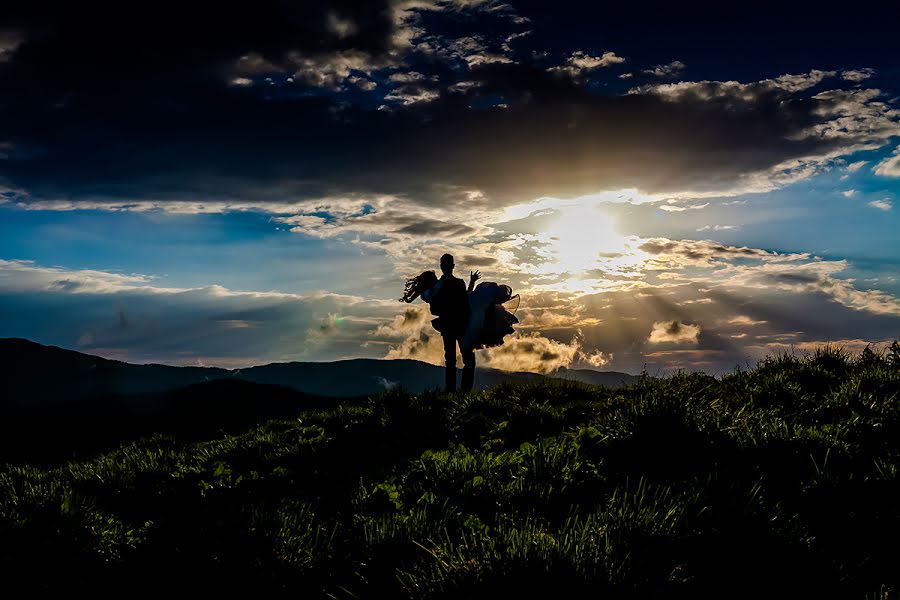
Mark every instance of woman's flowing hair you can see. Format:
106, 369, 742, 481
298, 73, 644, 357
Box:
400, 270, 438, 303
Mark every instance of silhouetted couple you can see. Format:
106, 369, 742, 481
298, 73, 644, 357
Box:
401, 253, 518, 392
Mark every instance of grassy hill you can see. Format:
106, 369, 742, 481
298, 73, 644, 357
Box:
1, 344, 899, 597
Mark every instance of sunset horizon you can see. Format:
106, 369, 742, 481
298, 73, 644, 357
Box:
1, 2, 898, 375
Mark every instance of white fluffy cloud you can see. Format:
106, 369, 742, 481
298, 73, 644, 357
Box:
873, 148, 900, 177
638, 70, 836, 100
0, 259, 396, 367
578, 349, 612, 367
0, 259, 163, 294
478, 333, 582, 373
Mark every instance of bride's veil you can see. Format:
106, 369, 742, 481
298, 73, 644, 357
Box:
506, 293, 520, 315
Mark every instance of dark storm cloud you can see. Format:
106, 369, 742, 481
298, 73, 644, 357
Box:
0, 2, 898, 209
760, 272, 823, 286
637, 239, 801, 266
393, 219, 478, 236
0, 2, 396, 79
0, 0, 399, 201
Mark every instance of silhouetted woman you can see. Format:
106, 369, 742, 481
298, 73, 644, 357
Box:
400, 271, 439, 304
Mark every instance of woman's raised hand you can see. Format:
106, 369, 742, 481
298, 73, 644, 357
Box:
468, 270, 481, 292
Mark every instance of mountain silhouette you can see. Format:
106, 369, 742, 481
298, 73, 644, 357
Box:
0, 338, 638, 405
0, 338, 639, 462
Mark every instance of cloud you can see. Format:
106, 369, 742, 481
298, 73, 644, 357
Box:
638, 69, 836, 100
383, 84, 441, 106
383, 327, 446, 364
868, 199, 892, 211
841, 190, 858, 198
267, 196, 498, 272
404, 26, 519, 69
648, 320, 701, 344
447, 80, 482, 94
630, 79, 900, 199
696, 225, 738, 231
6, 198, 357, 215
5, 241, 900, 376
548, 50, 625, 77
327, 11, 359, 39
379, 314, 584, 374
641, 60, 685, 78
285, 49, 393, 90
802, 88, 900, 143
0, 259, 164, 294
846, 160, 868, 172
842, 68, 875, 82
376, 293, 610, 374
873, 147, 900, 177
348, 75, 377, 91
515, 308, 602, 332
582, 235, 900, 321
0, 1, 898, 215
733, 263, 900, 316
577, 348, 612, 367
659, 203, 708, 212
679, 298, 714, 305
773, 70, 837, 92
0, 259, 399, 367
2, 6, 900, 378
637, 238, 807, 266
0, 30, 24, 61
371, 305, 432, 337
3, 50, 899, 212
375, 376, 399, 389
478, 333, 582, 373
389, 71, 427, 83
501, 30, 532, 52
727, 316, 767, 326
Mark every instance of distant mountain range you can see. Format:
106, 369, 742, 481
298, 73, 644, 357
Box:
0, 338, 639, 405
0, 338, 639, 462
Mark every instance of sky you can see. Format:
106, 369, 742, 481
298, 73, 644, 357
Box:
1, 1, 899, 374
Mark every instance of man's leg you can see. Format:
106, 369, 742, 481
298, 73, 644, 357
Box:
459, 335, 475, 392
442, 332, 457, 391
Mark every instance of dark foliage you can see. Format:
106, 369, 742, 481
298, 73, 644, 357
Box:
1, 344, 898, 598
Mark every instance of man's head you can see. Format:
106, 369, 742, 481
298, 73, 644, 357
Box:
440, 253, 454, 275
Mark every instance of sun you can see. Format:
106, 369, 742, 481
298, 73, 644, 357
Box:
543, 204, 627, 274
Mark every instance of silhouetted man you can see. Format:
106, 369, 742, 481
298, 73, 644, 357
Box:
426, 253, 475, 391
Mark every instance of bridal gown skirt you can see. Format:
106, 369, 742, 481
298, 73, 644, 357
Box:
463, 283, 518, 351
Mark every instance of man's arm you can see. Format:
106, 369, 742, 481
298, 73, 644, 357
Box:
422, 279, 443, 302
